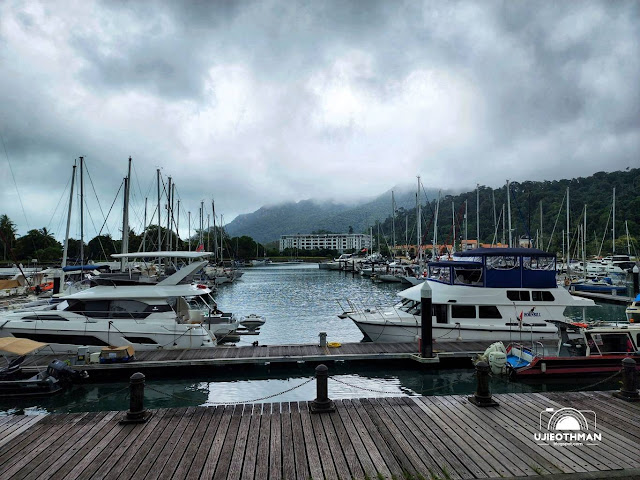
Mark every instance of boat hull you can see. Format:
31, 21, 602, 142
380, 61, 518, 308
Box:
511, 354, 640, 377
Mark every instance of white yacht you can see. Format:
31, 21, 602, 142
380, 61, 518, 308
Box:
347, 248, 596, 343
0, 260, 223, 353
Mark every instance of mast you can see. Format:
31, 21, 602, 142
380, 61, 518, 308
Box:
539, 201, 543, 250
476, 184, 479, 249
391, 191, 396, 259
566, 186, 570, 271
121, 156, 131, 271
492, 189, 496, 243
79, 156, 84, 266
61, 163, 77, 273
141, 197, 148, 252
451, 201, 455, 253
170, 181, 175, 252
501, 203, 505, 246
583, 205, 587, 280
156, 168, 161, 255
188, 211, 191, 251
464, 199, 468, 250
207, 214, 210, 252
506, 180, 512, 248
176, 199, 180, 250
212, 201, 217, 263
433, 191, 440, 259
166, 177, 172, 252
416, 176, 422, 265
626, 221, 631, 255
612, 186, 616, 254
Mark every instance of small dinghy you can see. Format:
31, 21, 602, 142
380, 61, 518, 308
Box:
240, 314, 266, 332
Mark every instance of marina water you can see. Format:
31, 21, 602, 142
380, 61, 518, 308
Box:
1, 263, 628, 414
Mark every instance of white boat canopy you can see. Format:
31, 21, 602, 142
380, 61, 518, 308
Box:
62, 283, 212, 300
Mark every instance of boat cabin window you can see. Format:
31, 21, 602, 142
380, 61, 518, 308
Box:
110, 300, 149, 319
451, 305, 476, 318
428, 266, 451, 284
507, 291, 530, 301
523, 256, 555, 271
405, 301, 421, 315
66, 300, 110, 318
453, 266, 483, 286
588, 333, 633, 354
532, 291, 555, 301
485, 256, 519, 270
479, 306, 502, 319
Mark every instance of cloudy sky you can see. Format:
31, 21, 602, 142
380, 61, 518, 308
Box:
1, 0, 638, 240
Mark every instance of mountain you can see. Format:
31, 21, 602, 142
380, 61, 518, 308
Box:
224, 185, 448, 243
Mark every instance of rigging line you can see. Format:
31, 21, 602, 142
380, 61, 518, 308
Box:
508, 185, 532, 242
83, 193, 110, 260
0, 131, 30, 232
545, 190, 566, 252
45, 173, 72, 234
97, 180, 124, 238
84, 162, 114, 240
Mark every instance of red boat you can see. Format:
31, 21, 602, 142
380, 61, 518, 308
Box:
507, 323, 640, 377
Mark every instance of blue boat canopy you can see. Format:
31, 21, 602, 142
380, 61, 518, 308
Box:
62, 265, 109, 272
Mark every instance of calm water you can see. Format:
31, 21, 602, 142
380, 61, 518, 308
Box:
1, 264, 628, 415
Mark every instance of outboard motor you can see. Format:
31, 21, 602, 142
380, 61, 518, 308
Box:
46, 360, 88, 385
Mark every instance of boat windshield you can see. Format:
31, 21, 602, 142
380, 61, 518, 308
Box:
485, 256, 519, 270
523, 256, 556, 270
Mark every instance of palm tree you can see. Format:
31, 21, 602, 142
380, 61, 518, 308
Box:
0, 214, 17, 261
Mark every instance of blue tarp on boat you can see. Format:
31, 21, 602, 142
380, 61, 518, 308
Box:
62, 265, 109, 272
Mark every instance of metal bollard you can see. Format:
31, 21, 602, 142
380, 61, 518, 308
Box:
613, 358, 640, 402
120, 372, 152, 424
310, 364, 335, 413
319, 332, 327, 348
468, 361, 499, 407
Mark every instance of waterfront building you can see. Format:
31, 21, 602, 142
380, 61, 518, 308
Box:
279, 233, 372, 253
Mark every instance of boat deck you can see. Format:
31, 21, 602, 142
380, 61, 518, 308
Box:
0, 390, 639, 479
569, 289, 634, 305
20, 340, 559, 374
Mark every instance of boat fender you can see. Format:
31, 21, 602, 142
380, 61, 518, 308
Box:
488, 351, 507, 375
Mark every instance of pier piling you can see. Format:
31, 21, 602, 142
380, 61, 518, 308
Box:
319, 332, 327, 348
633, 265, 639, 296
310, 364, 335, 413
420, 280, 433, 358
613, 357, 640, 402
120, 372, 152, 423
468, 361, 499, 407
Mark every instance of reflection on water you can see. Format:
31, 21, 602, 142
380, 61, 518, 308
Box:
0, 264, 629, 415
0, 363, 623, 415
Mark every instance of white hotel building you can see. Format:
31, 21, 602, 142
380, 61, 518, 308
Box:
279, 234, 373, 253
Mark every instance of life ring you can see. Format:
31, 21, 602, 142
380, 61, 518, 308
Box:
327, 342, 342, 348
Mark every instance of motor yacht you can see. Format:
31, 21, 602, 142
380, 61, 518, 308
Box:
346, 247, 596, 343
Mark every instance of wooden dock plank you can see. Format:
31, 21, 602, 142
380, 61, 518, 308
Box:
268, 403, 283, 480
350, 398, 404, 479
319, 407, 352, 480
91, 409, 171, 480
0, 415, 46, 449
280, 402, 297, 480
254, 403, 272, 480
199, 405, 234, 480
0, 413, 90, 479
225, 404, 252, 480
143, 406, 199, 480
239, 404, 261, 480
390, 397, 469, 480
424, 395, 527, 477
21, 411, 116, 480
327, 401, 364, 480
297, 402, 324, 480
289, 402, 310, 480
156, 407, 206, 480
213, 404, 244, 480
309, 401, 339, 480
185, 406, 226, 479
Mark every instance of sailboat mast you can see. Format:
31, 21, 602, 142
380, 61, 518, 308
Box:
391, 191, 396, 259
156, 168, 161, 255
212, 201, 217, 263
464, 199, 468, 249
416, 176, 422, 265
476, 184, 479, 249
539, 201, 543, 250
188, 211, 191, 251
61, 163, 77, 271
166, 177, 172, 252
452, 201, 455, 253
566, 186, 570, 269
176, 199, 180, 250
79, 156, 84, 266
506, 180, 512, 248
626, 221, 631, 255
433, 191, 440, 259
141, 197, 148, 252
612, 186, 616, 254
121, 156, 132, 271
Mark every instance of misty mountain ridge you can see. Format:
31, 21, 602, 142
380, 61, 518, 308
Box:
224, 184, 450, 243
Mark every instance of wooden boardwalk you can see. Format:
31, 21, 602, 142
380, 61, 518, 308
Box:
22, 340, 556, 375
1, 391, 639, 479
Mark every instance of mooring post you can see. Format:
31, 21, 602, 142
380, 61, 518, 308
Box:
310, 364, 335, 413
319, 332, 327, 348
633, 265, 639, 296
468, 361, 499, 407
420, 280, 433, 358
613, 357, 640, 402
120, 372, 152, 424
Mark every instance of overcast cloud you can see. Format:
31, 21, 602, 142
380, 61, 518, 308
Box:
0, 0, 638, 240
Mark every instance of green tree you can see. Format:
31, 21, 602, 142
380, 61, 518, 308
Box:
15, 228, 61, 261
0, 214, 17, 261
